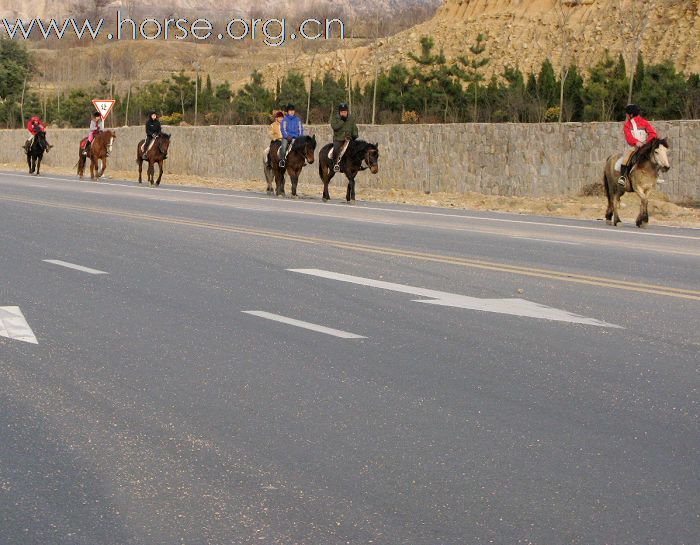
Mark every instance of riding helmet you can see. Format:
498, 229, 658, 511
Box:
339, 102, 349, 112
625, 104, 640, 117
93, 111, 101, 117
285, 103, 295, 111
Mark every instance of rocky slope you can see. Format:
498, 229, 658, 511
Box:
264, 0, 700, 85
1, 0, 440, 21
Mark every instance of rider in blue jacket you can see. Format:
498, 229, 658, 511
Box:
279, 103, 304, 167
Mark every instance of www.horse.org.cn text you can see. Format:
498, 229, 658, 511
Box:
1, 11, 346, 47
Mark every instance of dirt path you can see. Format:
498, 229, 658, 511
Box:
3, 162, 698, 228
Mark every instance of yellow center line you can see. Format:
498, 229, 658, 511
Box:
2, 194, 699, 301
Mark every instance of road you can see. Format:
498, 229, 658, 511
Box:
1, 171, 698, 545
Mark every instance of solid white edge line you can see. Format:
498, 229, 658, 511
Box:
242, 311, 366, 339
43, 259, 109, 275
2, 171, 698, 239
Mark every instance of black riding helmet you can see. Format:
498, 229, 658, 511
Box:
339, 102, 349, 112
285, 103, 295, 112
625, 104, 641, 117
93, 111, 101, 118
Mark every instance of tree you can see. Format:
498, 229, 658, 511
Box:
235, 70, 274, 124
555, 0, 582, 122
457, 34, 490, 121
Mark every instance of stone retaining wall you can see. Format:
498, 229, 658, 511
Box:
1, 121, 697, 201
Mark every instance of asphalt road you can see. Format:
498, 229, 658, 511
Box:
1, 171, 698, 545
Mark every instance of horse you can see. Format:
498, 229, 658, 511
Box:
318, 139, 379, 202
77, 130, 116, 180
603, 137, 670, 227
263, 135, 317, 197
26, 131, 48, 175
137, 133, 171, 187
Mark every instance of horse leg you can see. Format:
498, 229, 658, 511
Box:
634, 186, 650, 227
612, 192, 622, 226
90, 157, 96, 180
290, 173, 299, 197
138, 159, 143, 183
346, 175, 356, 203
148, 162, 155, 186
276, 171, 285, 197
99, 157, 107, 178
156, 160, 163, 186
36, 156, 41, 176
27, 152, 32, 173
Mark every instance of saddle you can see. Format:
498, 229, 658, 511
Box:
276, 139, 295, 161
328, 140, 350, 161
140, 135, 158, 154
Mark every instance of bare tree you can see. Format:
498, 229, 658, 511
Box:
616, 0, 651, 102
555, 0, 581, 123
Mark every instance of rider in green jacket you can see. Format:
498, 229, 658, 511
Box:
330, 102, 358, 172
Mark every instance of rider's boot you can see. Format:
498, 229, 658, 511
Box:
617, 164, 628, 187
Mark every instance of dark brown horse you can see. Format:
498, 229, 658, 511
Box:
26, 131, 48, 176
603, 137, 670, 227
318, 139, 379, 202
137, 133, 171, 186
78, 130, 116, 180
263, 135, 316, 197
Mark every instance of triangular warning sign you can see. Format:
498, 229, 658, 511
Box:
0, 306, 38, 344
92, 99, 116, 121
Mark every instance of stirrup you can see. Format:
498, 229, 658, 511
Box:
279, 160, 285, 168
617, 175, 627, 187
333, 163, 341, 173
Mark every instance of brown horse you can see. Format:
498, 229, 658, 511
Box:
264, 135, 316, 197
318, 139, 379, 202
603, 137, 670, 227
137, 133, 171, 186
78, 130, 116, 180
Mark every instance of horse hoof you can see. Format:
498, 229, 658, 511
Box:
322, 197, 329, 202
605, 220, 612, 226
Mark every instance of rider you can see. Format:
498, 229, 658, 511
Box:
279, 103, 304, 168
24, 115, 50, 154
84, 111, 104, 156
330, 102, 358, 172
618, 104, 658, 187
142, 111, 162, 160
267, 110, 284, 169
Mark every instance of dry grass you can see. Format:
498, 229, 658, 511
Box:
3, 162, 699, 228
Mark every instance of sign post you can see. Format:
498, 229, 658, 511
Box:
92, 99, 116, 121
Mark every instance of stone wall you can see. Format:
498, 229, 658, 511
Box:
1, 121, 697, 201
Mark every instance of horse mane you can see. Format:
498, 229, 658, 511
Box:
347, 139, 376, 164
637, 137, 669, 162
291, 135, 315, 151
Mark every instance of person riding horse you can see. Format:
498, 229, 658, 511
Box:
617, 104, 658, 189
142, 111, 162, 160
266, 110, 284, 169
330, 102, 359, 173
24, 115, 51, 154
83, 111, 104, 157
279, 104, 304, 168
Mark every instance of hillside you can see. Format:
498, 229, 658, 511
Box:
260, 0, 700, 86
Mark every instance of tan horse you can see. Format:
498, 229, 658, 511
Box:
78, 130, 116, 180
603, 138, 670, 227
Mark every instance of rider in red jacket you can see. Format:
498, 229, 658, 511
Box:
618, 104, 657, 186
24, 115, 51, 153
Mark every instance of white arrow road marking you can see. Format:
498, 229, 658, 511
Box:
242, 311, 366, 339
289, 269, 622, 328
43, 260, 108, 275
0, 307, 38, 344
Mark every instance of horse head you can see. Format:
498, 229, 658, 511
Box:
652, 138, 670, 173
158, 133, 171, 159
366, 143, 379, 174
103, 130, 116, 155
303, 135, 316, 164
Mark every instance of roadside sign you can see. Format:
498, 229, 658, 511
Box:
92, 99, 116, 121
